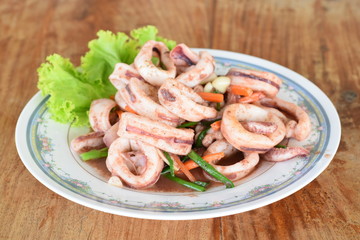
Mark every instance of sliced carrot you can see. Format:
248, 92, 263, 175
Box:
183, 152, 225, 171
239, 91, 266, 103
210, 120, 222, 131
172, 154, 196, 182
229, 85, 253, 96
197, 92, 224, 103
183, 160, 200, 171
202, 152, 225, 162
109, 95, 115, 100
125, 105, 138, 114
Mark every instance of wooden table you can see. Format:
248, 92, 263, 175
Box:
1, 0, 359, 239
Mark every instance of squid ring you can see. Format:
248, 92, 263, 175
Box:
89, 99, 117, 132
203, 140, 259, 182
260, 97, 311, 141
106, 138, 163, 189
120, 78, 181, 127
134, 40, 176, 87
170, 43, 199, 67
227, 68, 282, 98
70, 131, 105, 153
221, 103, 286, 153
175, 51, 215, 87
109, 63, 144, 90
117, 112, 194, 155
158, 79, 217, 121
262, 147, 310, 162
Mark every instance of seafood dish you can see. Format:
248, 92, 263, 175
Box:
70, 40, 311, 192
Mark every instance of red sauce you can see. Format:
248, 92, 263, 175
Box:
85, 157, 111, 179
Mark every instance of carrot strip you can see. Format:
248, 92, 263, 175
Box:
229, 85, 253, 96
183, 152, 225, 171
239, 91, 266, 103
125, 105, 138, 114
202, 152, 225, 162
197, 92, 224, 103
183, 160, 200, 171
172, 154, 196, 182
210, 120, 222, 131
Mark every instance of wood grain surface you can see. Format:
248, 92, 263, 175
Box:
1, 0, 359, 239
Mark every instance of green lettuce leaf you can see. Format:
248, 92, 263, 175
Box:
130, 25, 177, 49
81, 31, 131, 87
37, 54, 105, 126
155, 36, 177, 50
37, 25, 176, 126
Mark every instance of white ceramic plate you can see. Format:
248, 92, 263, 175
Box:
16, 49, 341, 220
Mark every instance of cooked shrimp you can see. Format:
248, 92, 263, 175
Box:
260, 97, 311, 141
71, 131, 105, 153
89, 99, 117, 132
158, 79, 217, 121
226, 68, 282, 98
119, 78, 181, 127
221, 103, 286, 153
262, 146, 310, 162
134, 40, 176, 87
106, 138, 163, 189
175, 51, 215, 87
203, 139, 259, 182
109, 63, 144, 90
117, 112, 194, 155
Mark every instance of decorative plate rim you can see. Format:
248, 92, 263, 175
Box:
15, 49, 341, 220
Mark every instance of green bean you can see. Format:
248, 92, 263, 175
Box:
195, 127, 210, 148
163, 151, 175, 177
275, 144, 287, 148
194, 181, 209, 187
201, 118, 222, 127
187, 150, 234, 188
161, 166, 171, 174
216, 102, 221, 111
180, 155, 190, 162
176, 121, 199, 128
80, 147, 108, 161
164, 173, 206, 192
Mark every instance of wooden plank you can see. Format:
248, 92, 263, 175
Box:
0, 0, 359, 239
212, 0, 360, 239
0, 0, 217, 239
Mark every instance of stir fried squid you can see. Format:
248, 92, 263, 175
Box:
71, 41, 311, 191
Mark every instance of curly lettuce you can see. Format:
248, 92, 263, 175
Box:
37, 25, 176, 126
